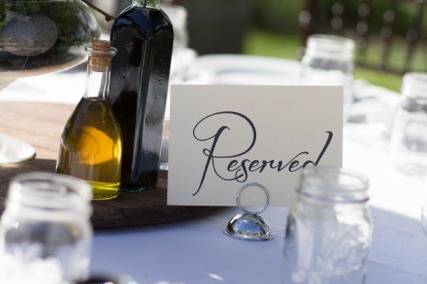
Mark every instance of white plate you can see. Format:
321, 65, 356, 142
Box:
0, 133, 36, 164
193, 54, 303, 85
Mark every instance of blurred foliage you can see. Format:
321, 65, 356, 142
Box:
361, 38, 427, 73
252, 0, 426, 36
253, 0, 301, 32
244, 31, 301, 59
320, 0, 421, 35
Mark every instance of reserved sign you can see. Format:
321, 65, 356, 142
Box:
168, 85, 343, 207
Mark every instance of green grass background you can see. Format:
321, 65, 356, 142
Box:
243, 30, 426, 92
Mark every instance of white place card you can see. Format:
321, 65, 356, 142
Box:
168, 85, 343, 207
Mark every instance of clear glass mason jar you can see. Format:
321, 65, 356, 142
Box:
390, 72, 427, 177
0, 172, 93, 283
301, 35, 355, 118
284, 166, 373, 284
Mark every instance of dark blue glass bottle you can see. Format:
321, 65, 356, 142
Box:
109, 0, 173, 191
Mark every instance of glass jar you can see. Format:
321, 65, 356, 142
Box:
302, 35, 355, 117
390, 72, 427, 177
0, 172, 93, 283
284, 166, 372, 284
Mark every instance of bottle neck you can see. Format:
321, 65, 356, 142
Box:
133, 0, 160, 9
84, 63, 111, 100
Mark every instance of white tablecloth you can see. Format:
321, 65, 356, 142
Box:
89, 138, 427, 284
2, 55, 426, 284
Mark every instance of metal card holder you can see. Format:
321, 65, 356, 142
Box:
224, 183, 273, 241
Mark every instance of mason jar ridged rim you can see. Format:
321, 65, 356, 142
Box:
299, 166, 369, 204
305, 34, 355, 62
7, 172, 92, 216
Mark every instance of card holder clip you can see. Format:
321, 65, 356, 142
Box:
224, 183, 273, 241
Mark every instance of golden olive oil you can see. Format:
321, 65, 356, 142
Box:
56, 39, 122, 200
57, 97, 122, 200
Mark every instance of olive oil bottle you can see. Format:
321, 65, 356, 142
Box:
56, 40, 122, 200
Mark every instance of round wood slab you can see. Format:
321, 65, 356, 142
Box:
0, 101, 222, 229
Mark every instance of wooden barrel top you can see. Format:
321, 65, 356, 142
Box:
0, 101, 222, 229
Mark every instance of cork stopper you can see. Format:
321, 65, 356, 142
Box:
92, 39, 111, 50
87, 39, 116, 72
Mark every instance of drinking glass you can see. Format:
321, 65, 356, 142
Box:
301, 34, 355, 118
284, 166, 372, 284
0, 172, 93, 283
390, 73, 427, 177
